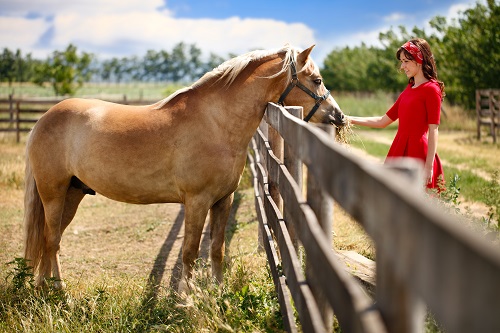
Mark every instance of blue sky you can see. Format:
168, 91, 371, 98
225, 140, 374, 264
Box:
0, 0, 479, 64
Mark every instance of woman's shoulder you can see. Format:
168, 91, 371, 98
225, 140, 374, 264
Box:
423, 79, 440, 90
420, 79, 441, 96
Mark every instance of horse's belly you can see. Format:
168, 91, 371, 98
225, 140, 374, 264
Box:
88, 177, 182, 204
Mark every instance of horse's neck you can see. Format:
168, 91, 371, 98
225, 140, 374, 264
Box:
204, 58, 285, 146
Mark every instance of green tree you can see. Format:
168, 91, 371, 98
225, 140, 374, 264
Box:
322, 44, 378, 91
430, 0, 500, 109
170, 42, 188, 82
34, 44, 93, 96
0, 48, 16, 85
187, 44, 203, 81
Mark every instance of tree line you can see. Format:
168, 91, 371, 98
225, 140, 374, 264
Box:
0, 42, 228, 96
0, 0, 497, 110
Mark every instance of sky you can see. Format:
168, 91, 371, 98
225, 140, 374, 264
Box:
0, 0, 480, 65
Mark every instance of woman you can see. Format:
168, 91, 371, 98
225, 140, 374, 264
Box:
348, 38, 445, 190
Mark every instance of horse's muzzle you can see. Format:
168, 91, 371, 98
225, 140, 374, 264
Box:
329, 112, 346, 127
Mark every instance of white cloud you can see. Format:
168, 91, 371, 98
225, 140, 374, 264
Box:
0, 1, 315, 60
384, 12, 407, 23
0, 16, 51, 57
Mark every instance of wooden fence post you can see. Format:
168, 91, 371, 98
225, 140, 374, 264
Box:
8, 94, 13, 129
15, 100, 20, 143
476, 89, 481, 140
256, 119, 269, 252
268, 115, 283, 211
489, 90, 497, 143
305, 123, 335, 331
377, 159, 426, 333
283, 106, 303, 250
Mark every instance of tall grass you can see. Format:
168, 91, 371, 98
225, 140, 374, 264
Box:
0, 256, 284, 333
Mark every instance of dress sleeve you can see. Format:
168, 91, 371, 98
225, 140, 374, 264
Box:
426, 84, 442, 125
386, 91, 403, 121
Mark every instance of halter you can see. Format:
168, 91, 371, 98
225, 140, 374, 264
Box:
277, 60, 331, 122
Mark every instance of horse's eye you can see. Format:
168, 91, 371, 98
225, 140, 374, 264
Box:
313, 78, 322, 85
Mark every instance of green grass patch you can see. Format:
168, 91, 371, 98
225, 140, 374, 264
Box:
0, 256, 284, 333
439, 149, 497, 177
336, 91, 395, 118
349, 137, 390, 159
442, 167, 491, 204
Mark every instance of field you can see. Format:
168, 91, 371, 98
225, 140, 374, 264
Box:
0, 86, 499, 332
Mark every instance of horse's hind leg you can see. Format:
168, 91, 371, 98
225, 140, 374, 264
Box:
37, 190, 66, 289
60, 187, 85, 234
38, 185, 85, 289
209, 193, 234, 283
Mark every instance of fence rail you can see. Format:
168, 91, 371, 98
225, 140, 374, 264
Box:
248, 102, 500, 333
0, 95, 158, 142
476, 89, 500, 143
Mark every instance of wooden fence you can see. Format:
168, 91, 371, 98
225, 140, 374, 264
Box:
248, 102, 500, 333
476, 89, 500, 143
0, 95, 157, 142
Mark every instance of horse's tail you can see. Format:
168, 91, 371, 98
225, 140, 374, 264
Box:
23, 151, 45, 275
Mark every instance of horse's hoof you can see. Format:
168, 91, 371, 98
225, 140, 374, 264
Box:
178, 278, 189, 295
53, 280, 66, 290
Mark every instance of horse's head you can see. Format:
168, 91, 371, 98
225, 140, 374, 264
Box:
277, 45, 345, 127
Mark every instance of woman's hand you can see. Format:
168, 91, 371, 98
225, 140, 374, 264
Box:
424, 165, 434, 185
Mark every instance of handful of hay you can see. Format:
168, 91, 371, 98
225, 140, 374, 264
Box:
335, 117, 354, 145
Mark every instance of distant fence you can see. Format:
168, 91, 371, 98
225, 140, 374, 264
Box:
248, 102, 500, 332
0, 95, 157, 142
476, 89, 500, 143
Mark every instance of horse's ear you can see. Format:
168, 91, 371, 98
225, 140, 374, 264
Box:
297, 45, 315, 65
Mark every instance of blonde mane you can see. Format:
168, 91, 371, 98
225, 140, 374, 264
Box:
154, 44, 310, 110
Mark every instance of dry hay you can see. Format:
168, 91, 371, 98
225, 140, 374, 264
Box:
335, 117, 354, 145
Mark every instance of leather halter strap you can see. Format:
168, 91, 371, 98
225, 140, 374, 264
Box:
277, 61, 330, 122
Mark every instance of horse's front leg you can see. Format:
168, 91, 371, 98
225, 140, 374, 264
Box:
209, 193, 234, 283
178, 197, 211, 294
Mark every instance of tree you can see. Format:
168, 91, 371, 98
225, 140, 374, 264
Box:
430, 0, 500, 109
187, 44, 203, 81
170, 42, 188, 82
0, 48, 16, 85
34, 44, 93, 96
322, 44, 380, 92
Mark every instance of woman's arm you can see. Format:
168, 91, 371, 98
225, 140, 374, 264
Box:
347, 114, 394, 129
425, 124, 439, 184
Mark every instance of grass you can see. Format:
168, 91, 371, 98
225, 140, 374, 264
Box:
0, 256, 283, 333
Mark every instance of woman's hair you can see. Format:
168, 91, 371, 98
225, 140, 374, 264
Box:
397, 38, 445, 99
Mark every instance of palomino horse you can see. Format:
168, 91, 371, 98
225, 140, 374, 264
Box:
24, 44, 345, 292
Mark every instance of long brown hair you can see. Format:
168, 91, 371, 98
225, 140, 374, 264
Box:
397, 38, 445, 99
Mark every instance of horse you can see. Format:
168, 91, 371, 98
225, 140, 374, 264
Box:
23, 44, 345, 292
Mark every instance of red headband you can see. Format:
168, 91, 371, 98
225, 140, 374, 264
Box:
401, 41, 423, 64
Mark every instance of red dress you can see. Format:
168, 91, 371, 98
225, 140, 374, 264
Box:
386, 79, 445, 189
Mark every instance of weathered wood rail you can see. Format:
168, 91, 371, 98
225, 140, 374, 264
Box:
476, 89, 500, 143
247, 102, 500, 333
0, 95, 157, 142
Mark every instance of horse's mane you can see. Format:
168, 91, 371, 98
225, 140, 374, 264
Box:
153, 44, 309, 110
